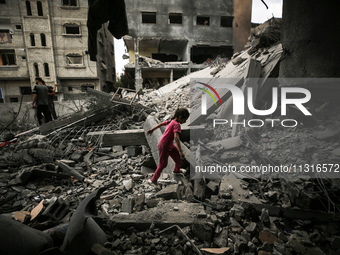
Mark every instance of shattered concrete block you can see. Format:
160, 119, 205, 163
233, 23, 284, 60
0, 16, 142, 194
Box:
127, 146, 142, 157
245, 222, 258, 235
287, 239, 306, 254
206, 180, 219, 194
259, 230, 278, 245
155, 184, 181, 200
123, 179, 134, 191
122, 197, 135, 214
213, 228, 229, 247
42, 197, 69, 221
192, 222, 214, 242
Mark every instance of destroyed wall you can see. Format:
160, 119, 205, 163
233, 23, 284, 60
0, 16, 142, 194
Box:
280, 0, 340, 79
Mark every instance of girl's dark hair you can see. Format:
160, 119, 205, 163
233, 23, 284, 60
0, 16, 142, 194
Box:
171, 108, 189, 120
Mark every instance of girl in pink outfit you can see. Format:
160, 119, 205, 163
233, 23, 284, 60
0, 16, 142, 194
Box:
147, 108, 190, 184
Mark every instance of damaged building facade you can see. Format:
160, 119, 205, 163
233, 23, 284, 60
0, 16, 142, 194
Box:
0, 0, 116, 103
123, 0, 252, 90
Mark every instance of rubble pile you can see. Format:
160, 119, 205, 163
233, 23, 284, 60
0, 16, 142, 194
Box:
0, 19, 339, 255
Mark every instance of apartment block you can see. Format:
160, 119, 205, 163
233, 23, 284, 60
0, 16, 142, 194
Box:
0, 0, 116, 103
123, 0, 252, 89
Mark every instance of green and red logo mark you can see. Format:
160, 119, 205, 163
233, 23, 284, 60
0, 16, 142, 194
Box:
197, 82, 223, 106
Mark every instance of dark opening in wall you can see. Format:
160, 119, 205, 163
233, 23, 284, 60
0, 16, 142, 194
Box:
20, 86, 32, 95
15, 25, 22, 30
142, 12, 156, 24
221, 16, 233, 27
44, 63, 49, 77
30, 33, 35, 46
10, 98, 18, 103
40, 33, 46, 46
0, 50, 16, 65
25, 1, 32, 16
169, 13, 182, 24
65, 24, 80, 34
152, 53, 178, 62
0, 0, 6, 4
197, 16, 210, 26
33, 62, 39, 76
0, 30, 12, 43
191, 46, 233, 64
62, 0, 77, 6
81, 84, 94, 92
37, 1, 43, 16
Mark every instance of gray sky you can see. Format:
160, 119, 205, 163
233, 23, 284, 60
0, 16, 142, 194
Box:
114, 0, 283, 77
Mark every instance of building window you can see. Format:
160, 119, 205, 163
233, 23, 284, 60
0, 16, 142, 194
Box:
0, 50, 16, 65
44, 63, 49, 77
37, 1, 43, 16
81, 84, 94, 92
64, 24, 80, 35
0, 88, 3, 103
30, 33, 35, 46
221, 16, 233, 27
33, 63, 39, 76
142, 12, 156, 24
197, 16, 210, 26
62, 0, 78, 7
0, 30, 12, 43
40, 33, 46, 46
20, 86, 32, 95
66, 53, 83, 65
169, 13, 182, 24
10, 98, 19, 103
25, 1, 32, 16
68, 86, 73, 91
0, 0, 6, 3
15, 25, 22, 30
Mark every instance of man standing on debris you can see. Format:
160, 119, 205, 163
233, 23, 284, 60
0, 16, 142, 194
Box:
31, 77, 52, 125
147, 108, 190, 184
45, 82, 58, 120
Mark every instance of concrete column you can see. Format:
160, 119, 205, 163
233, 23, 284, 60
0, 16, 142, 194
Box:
170, 69, 173, 83
134, 37, 143, 91
280, 0, 340, 79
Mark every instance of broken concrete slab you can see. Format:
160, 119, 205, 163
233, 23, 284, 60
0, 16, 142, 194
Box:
111, 202, 206, 229
219, 173, 261, 204
155, 184, 182, 200
208, 136, 243, 150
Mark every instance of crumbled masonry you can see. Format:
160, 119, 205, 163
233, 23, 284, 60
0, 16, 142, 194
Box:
0, 19, 340, 255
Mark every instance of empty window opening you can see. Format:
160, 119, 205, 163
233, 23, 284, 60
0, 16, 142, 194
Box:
0, 50, 16, 65
10, 97, 19, 103
62, 0, 77, 6
152, 53, 178, 62
68, 86, 73, 91
40, 33, 46, 46
44, 63, 49, 77
15, 25, 22, 30
37, 1, 43, 16
0, 0, 6, 4
81, 84, 94, 92
142, 12, 156, 24
191, 46, 233, 64
26, 1, 32, 16
197, 16, 210, 26
0, 29, 12, 43
64, 24, 80, 34
20, 86, 32, 95
33, 63, 39, 76
30, 33, 35, 46
169, 13, 182, 24
221, 16, 233, 27
66, 53, 83, 65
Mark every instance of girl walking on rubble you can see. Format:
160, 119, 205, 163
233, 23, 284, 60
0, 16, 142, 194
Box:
147, 108, 190, 184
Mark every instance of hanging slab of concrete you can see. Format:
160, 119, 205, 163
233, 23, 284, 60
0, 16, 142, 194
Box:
111, 202, 206, 229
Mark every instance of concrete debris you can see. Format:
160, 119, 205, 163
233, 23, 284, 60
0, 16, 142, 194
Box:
0, 17, 339, 255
